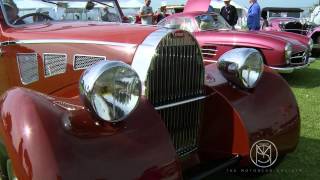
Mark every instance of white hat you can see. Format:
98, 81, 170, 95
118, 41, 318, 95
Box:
161, 1, 167, 7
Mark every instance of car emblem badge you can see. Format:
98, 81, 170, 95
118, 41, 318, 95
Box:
250, 140, 278, 168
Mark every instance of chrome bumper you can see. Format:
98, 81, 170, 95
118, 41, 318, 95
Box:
269, 58, 316, 73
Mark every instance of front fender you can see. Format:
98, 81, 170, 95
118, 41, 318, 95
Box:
204, 64, 300, 165
214, 68, 300, 155
0, 88, 180, 180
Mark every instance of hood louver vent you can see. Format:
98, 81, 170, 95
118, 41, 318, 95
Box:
17, 53, 39, 85
43, 53, 67, 77
74, 55, 106, 70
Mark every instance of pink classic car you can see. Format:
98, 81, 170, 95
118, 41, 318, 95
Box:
159, 10, 313, 73
262, 7, 320, 56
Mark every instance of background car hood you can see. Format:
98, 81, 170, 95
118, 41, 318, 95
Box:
3, 22, 158, 46
257, 30, 309, 52
195, 30, 306, 53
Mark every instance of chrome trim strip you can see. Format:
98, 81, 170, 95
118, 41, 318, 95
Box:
203, 59, 218, 63
283, 29, 309, 32
42, 53, 68, 78
1, 39, 137, 48
202, 49, 218, 52
131, 28, 174, 95
269, 63, 310, 73
290, 55, 304, 59
73, 54, 107, 70
202, 52, 217, 56
154, 95, 208, 110
203, 43, 218, 46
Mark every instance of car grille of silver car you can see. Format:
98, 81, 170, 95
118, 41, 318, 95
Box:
290, 50, 308, 65
146, 32, 205, 157
17, 53, 39, 85
43, 53, 67, 77
73, 55, 106, 70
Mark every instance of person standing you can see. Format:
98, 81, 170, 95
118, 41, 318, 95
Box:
247, 0, 261, 30
139, 0, 154, 25
156, 2, 167, 23
220, 0, 238, 29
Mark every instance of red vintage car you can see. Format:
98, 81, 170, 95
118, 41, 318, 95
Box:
159, 2, 314, 73
0, 0, 299, 179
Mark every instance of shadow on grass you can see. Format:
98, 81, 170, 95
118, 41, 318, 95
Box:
281, 67, 320, 89
204, 137, 320, 180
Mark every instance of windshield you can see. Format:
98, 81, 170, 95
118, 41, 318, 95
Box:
195, 14, 231, 31
1, 0, 122, 26
158, 17, 197, 32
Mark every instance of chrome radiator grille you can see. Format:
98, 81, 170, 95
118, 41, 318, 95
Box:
74, 55, 106, 70
290, 51, 307, 65
17, 53, 39, 85
43, 53, 67, 77
146, 32, 204, 156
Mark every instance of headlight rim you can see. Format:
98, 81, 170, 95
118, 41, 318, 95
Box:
308, 39, 314, 50
217, 48, 264, 89
285, 43, 293, 64
79, 60, 142, 123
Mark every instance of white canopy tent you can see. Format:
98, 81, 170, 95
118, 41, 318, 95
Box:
210, 0, 247, 11
119, 0, 143, 16
119, 0, 143, 9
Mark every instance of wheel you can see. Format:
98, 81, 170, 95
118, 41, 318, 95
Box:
0, 139, 17, 180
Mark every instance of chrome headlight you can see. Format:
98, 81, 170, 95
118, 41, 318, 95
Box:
285, 43, 293, 64
79, 61, 141, 123
308, 39, 314, 50
217, 48, 264, 89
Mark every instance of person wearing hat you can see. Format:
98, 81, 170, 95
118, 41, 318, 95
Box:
220, 0, 238, 30
156, 1, 167, 23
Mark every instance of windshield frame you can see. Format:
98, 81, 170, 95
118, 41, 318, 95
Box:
0, 0, 124, 28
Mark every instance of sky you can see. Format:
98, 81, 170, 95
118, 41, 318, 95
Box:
119, 0, 320, 9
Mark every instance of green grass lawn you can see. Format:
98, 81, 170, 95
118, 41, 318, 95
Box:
260, 60, 320, 179
206, 60, 320, 180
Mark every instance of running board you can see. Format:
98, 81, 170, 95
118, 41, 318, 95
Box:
184, 154, 241, 180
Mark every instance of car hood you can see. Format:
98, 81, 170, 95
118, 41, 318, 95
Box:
257, 30, 309, 52
3, 22, 158, 46
195, 30, 307, 53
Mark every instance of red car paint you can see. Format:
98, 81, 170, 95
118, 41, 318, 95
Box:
0, 0, 300, 179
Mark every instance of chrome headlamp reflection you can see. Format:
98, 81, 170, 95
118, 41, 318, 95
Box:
217, 48, 264, 89
285, 43, 293, 64
80, 61, 141, 123
308, 39, 314, 50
